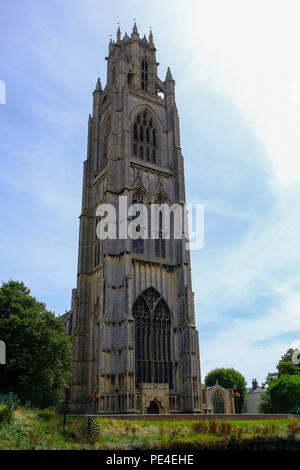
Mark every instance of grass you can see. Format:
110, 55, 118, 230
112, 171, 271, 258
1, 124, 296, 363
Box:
0, 405, 300, 450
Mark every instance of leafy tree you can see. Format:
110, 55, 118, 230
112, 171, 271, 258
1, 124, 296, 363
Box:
262, 349, 300, 388
259, 375, 300, 414
204, 367, 247, 412
262, 372, 278, 388
0, 280, 72, 398
277, 349, 300, 377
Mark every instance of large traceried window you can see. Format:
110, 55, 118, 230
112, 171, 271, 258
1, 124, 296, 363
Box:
133, 287, 173, 389
133, 111, 157, 164
212, 390, 225, 414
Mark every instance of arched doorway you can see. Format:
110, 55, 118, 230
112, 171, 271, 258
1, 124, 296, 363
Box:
212, 390, 225, 413
147, 400, 159, 414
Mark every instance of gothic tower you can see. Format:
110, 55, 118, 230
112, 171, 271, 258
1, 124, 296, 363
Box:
69, 23, 202, 414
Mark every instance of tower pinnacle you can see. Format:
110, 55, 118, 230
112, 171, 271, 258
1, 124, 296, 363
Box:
117, 23, 121, 42
149, 28, 154, 46
94, 77, 102, 92
165, 67, 174, 81
131, 20, 139, 39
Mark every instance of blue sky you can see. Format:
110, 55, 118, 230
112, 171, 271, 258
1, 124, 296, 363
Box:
1, 0, 300, 387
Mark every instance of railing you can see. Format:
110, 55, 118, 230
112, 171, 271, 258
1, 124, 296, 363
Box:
0, 393, 18, 405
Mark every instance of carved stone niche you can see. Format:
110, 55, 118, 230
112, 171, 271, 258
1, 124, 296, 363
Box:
139, 383, 169, 414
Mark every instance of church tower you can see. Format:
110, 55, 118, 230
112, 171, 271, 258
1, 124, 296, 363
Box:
69, 23, 202, 414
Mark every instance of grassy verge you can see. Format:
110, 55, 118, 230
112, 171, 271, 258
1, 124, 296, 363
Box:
0, 405, 300, 450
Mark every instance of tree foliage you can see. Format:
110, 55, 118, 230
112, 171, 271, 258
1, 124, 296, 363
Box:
204, 367, 247, 412
260, 348, 300, 413
277, 349, 300, 377
263, 349, 300, 388
259, 375, 300, 414
0, 280, 72, 398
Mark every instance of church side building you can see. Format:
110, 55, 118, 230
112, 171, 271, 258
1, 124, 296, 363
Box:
68, 23, 202, 414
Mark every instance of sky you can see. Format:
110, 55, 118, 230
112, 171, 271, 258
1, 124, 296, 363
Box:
1, 0, 300, 387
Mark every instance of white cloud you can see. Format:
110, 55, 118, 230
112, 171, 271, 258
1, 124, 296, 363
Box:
200, 287, 300, 385
182, 0, 300, 186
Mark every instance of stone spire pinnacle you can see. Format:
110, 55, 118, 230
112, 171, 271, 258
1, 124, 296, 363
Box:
132, 21, 138, 33
94, 77, 102, 92
117, 23, 121, 42
131, 20, 139, 39
165, 67, 174, 81
149, 28, 154, 46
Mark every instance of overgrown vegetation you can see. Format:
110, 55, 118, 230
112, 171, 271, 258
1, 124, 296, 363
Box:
0, 405, 300, 450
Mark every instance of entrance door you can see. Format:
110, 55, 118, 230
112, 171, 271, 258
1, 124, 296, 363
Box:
147, 400, 159, 414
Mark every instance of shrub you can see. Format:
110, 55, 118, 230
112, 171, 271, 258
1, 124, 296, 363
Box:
169, 426, 180, 441
29, 431, 39, 450
219, 421, 232, 436
159, 424, 164, 436
0, 393, 17, 425
208, 420, 217, 434
192, 421, 207, 433
38, 408, 57, 422
131, 426, 137, 440
288, 421, 300, 438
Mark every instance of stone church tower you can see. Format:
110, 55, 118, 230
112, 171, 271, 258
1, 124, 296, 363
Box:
68, 23, 202, 414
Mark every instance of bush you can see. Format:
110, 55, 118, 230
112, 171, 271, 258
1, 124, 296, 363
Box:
0, 393, 17, 425
38, 408, 57, 422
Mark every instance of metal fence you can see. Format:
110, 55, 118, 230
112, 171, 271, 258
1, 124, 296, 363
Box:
0, 386, 68, 411
0, 393, 18, 405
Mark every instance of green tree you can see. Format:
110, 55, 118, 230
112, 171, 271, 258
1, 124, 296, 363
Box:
204, 367, 247, 412
259, 375, 300, 414
277, 349, 300, 377
262, 372, 278, 388
262, 349, 300, 388
0, 280, 72, 398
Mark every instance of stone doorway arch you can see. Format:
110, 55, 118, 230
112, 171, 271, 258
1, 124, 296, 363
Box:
147, 400, 159, 414
146, 396, 165, 414
140, 384, 169, 414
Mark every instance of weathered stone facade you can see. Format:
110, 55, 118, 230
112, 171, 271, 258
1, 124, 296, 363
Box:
202, 382, 235, 414
68, 23, 202, 414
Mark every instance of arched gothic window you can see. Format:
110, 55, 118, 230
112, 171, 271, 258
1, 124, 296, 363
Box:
141, 59, 148, 91
132, 190, 144, 254
100, 116, 111, 170
133, 287, 173, 389
133, 111, 157, 163
212, 390, 225, 414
